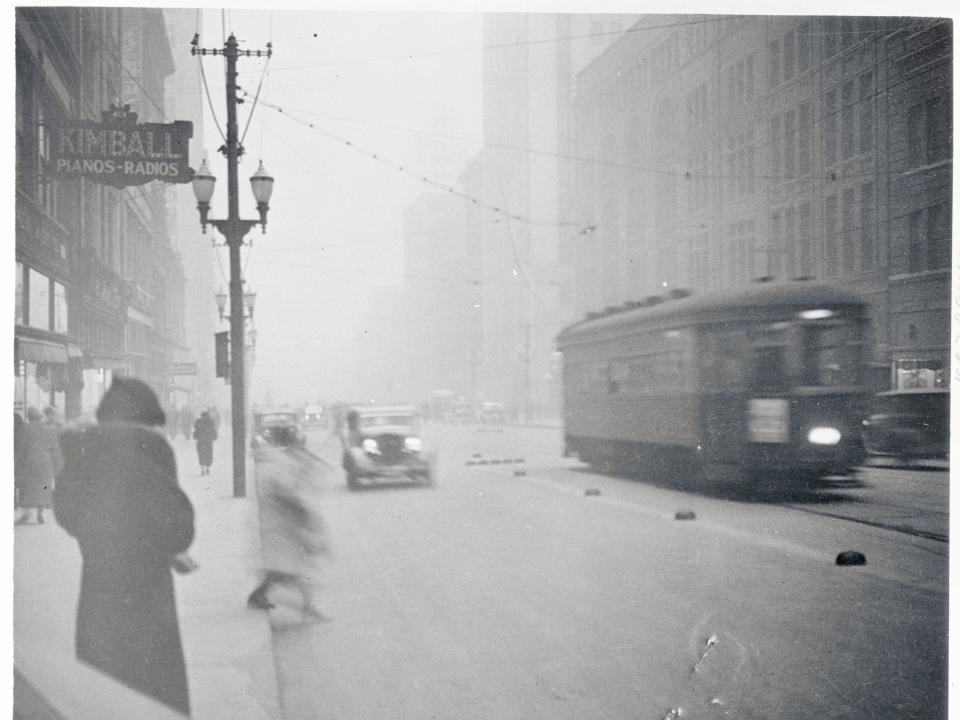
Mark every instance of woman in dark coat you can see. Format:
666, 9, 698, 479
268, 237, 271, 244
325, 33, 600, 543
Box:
193, 411, 217, 475
15, 406, 63, 524
54, 377, 195, 716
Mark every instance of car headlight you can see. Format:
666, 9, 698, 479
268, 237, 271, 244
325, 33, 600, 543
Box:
808, 427, 842, 445
404, 437, 422, 451
362, 438, 380, 454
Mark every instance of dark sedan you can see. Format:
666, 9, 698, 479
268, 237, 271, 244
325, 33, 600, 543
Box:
862, 388, 949, 463
253, 410, 307, 448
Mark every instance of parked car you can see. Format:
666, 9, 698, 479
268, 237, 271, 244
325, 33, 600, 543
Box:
341, 405, 435, 489
862, 388, 949, 463
253, 408, 307, 448
476, 401, 506, 431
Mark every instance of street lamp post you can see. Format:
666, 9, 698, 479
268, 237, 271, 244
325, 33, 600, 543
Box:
191, 33, 274, 498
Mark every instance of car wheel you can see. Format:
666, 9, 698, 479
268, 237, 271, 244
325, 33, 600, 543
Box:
346, 471, 360, 490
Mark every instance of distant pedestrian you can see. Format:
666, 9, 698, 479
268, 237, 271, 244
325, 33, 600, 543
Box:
193, 411, 217, 475
53, 377, 195, 716
179, 407, 194, 441
13, 413, 24, 509
247, 441, 330, 621
167, 406, 180, 439
43, 405, 64, 432
15, 406, 63, 525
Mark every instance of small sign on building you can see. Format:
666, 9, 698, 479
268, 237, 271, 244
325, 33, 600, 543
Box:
169, 362, 198, 376
51, 105, 193, 188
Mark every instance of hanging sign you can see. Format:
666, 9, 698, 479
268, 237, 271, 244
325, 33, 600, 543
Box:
50, 104, 193, 188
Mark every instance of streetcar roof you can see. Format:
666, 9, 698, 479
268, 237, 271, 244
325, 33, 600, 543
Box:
556, 280, 866, 347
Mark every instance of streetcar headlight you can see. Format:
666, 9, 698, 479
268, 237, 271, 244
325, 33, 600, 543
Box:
404, 436, 422, 452
808, 427, 842, 445
362, 438, 380, 454
798, 308, 835, 320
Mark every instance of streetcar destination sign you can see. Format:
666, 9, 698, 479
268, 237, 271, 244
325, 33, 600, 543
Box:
51, 105, 193, 188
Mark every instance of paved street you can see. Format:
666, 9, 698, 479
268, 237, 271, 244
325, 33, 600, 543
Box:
258, 423, 947, 720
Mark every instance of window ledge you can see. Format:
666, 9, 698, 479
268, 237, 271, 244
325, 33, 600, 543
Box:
889, 268, 951, 284
902, 159, 952, 176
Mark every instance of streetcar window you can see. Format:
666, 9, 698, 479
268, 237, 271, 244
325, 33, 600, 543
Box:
750, 345, 788, 391
802, 323, 862, 386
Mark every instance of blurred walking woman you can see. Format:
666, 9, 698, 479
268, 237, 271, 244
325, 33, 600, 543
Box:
54, 378, 195, 716
193, 411, 217, 475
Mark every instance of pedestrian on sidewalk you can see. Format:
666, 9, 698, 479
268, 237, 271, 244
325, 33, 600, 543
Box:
192, 410, 217, 475
53, 377, 195, 717
166, 406, 180, 440
15, 406, 63, 525
13, 412, 24, 510
247, 445, 330, 622
179, 406, 194, 441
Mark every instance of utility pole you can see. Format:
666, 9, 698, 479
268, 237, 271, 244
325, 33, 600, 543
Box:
191, 34, 273, 497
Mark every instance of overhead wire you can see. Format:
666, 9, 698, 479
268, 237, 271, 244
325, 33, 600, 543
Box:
255, 100, 592, 231
237, 14, 733, 74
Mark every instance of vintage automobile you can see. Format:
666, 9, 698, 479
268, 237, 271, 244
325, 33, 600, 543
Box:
862, 388, 949, 463
253, 408, 307, 448
476, 401, 506, 431
302, 404, 327, 428
451, 402, 475, 425
341, 405, 435, 489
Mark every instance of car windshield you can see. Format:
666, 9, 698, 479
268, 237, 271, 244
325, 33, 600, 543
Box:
259, 413, 297, 425
359, 414, 417, 428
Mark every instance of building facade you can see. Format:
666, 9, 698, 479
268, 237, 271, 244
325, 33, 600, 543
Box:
568, 15, 952, 389
15, 8, 190, 420
475, 13, 633, 420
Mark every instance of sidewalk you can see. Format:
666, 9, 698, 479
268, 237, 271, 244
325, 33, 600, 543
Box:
13, 431, 282, 719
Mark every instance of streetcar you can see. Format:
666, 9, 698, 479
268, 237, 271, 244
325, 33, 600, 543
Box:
555, 279, 870, 486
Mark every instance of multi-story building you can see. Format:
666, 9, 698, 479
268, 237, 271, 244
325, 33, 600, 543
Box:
163, 8, 223, 414
15, 8, 190, 420
400, 192, 479, 402
476, 13, 634, 419
568, 15, 952, 389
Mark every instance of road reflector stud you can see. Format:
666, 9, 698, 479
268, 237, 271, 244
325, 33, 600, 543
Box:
675, 510, 697, 521
472, 453, 482, 458
466, 460, 477, 466
585, 488, 601, 496
836, 551, 866, 566
513, 470, 526, 476
477, 459, 489, 464
490, 459, 502, 464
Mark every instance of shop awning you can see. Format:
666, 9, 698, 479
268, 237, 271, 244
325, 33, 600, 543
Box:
17, 338, 68, 364
84, 354, 128, 370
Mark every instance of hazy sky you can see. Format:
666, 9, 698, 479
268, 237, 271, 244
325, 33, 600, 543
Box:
189, 7, 485, 404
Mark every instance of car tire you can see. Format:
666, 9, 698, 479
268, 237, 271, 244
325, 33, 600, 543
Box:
346, 471, 360, 490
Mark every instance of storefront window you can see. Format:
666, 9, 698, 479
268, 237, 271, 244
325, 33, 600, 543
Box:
28, 269, 50, 331
15, 262, 24, 325
54, 281, 68, 334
